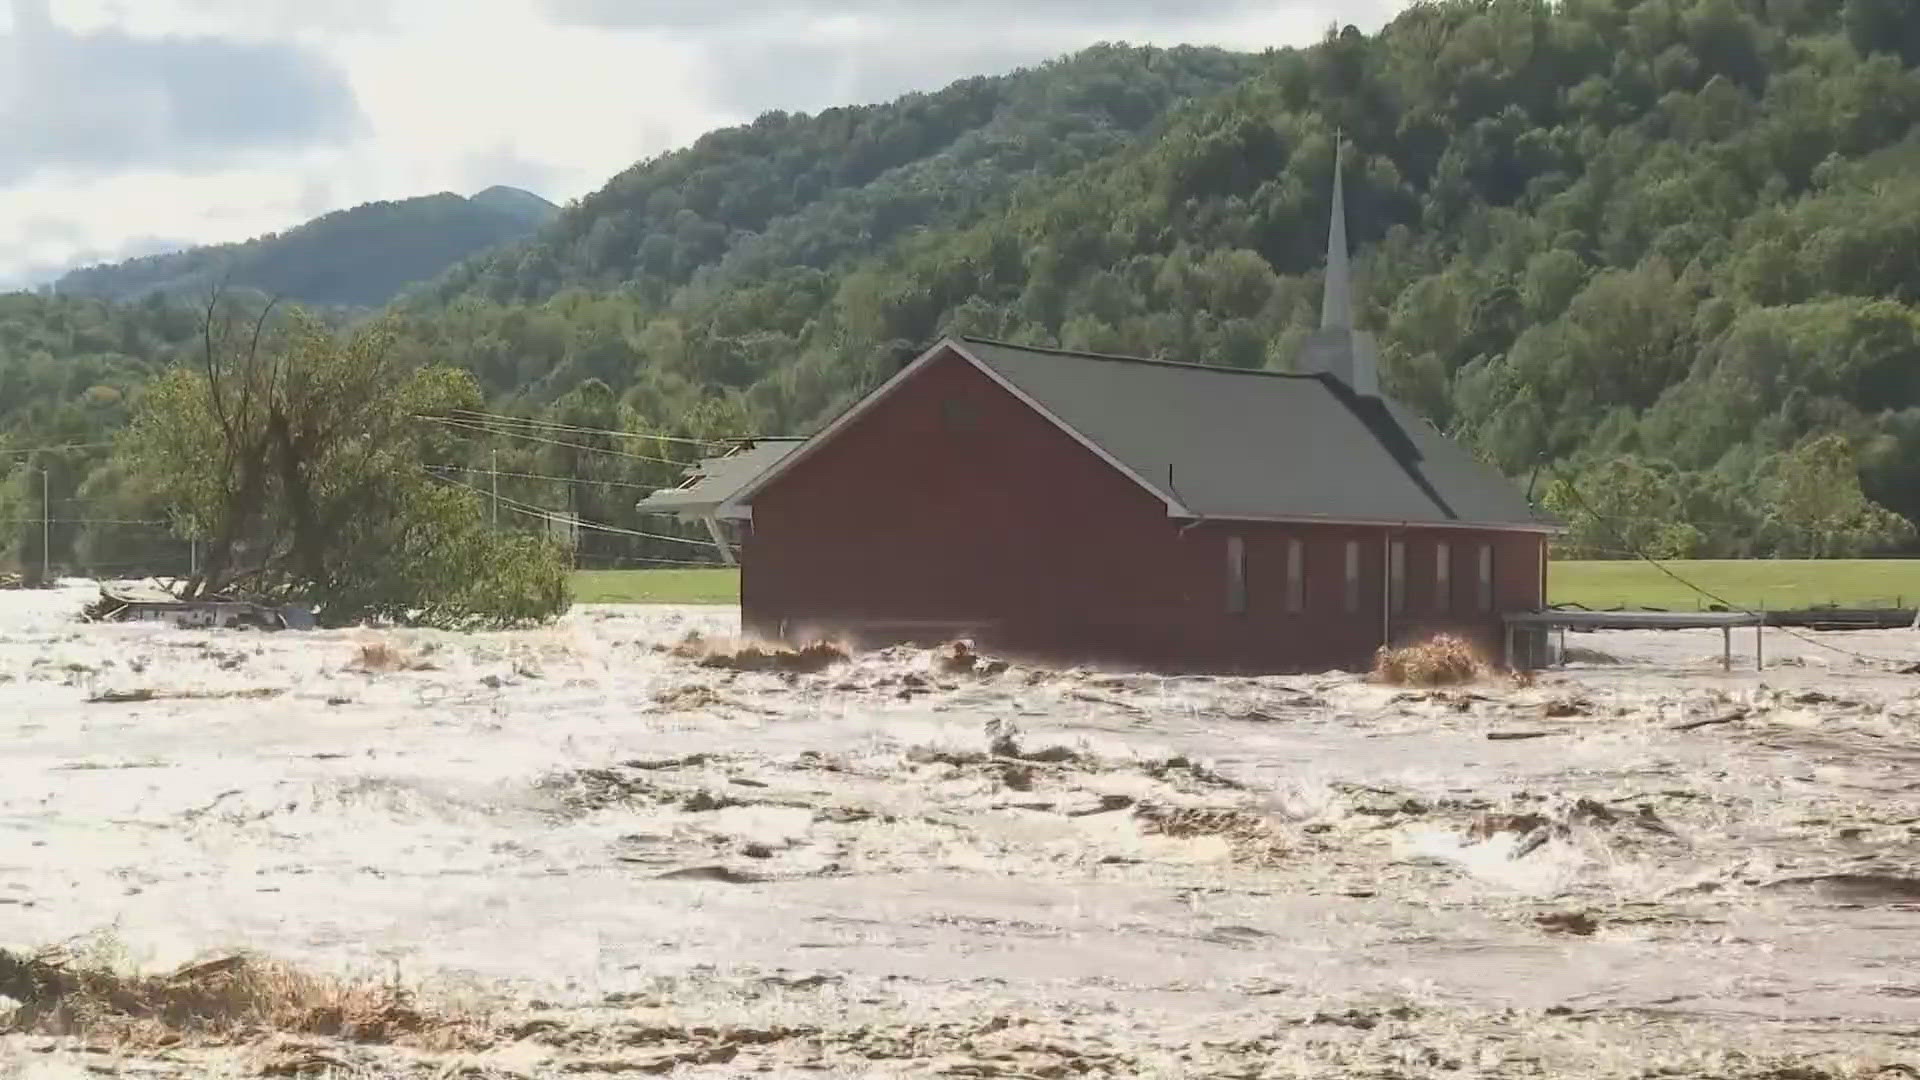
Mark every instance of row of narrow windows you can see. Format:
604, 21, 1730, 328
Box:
1226, 538, 1495, 616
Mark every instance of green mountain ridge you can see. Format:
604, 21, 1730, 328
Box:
419, 44, 1262, 308
53, 187, 559, 309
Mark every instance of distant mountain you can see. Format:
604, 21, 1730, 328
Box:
469, 185, 562, 226
53, 188, 559, 309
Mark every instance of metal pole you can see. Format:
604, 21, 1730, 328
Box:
1383, 533, 1396, 646
703, 514, 737, 567
40, 468, 50, 586
1722, 625, 1731, 673
491, 449, 499, 529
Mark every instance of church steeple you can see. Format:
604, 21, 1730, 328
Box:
1321, 135, 1352, 331
1296, 133, 1378, 397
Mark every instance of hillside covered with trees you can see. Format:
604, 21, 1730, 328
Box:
9, 0, 1920, 578
52, 187, 559, 310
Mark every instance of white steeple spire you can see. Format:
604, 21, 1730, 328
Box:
1321, 133, 1352, 331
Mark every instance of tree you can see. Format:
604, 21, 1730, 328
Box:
1843, 0, 1920, 67
0, 460, 36, 584
119, 294, 571, 627
1763, 434, 1914, 556
1542, 457, 1705, 560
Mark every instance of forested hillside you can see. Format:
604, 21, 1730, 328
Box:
53, 188, 559, 309
0, 294, 205, 576
10, 0, 1920, 577
401, 0, 1920, 560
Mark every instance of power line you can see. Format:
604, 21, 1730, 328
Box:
424, 464, 659, 491
447, 410, 721, 445
0, 442, 113, 457
1553, 467, 1911, 668
444, 409, 747, 448
0, 517, 171, 526
427, 472, 719, 549
420, 416, 693, 466
562, 514, 723, 546
579, 555, 732, 569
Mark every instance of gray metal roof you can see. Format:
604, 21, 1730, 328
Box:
955, 338, 1555, 531
635, 438, 805, 519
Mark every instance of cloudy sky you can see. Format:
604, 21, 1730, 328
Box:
0, 0, 1400, 290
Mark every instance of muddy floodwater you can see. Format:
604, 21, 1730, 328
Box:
4, 585, 1920, 1077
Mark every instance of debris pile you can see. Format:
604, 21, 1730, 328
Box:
1134, 804, 1290, 866
1536, 911, 1599, 936
79, 585, 314, 630
348, 640, 435, 673
670, 632, 849, 674
652, 684, 728, 711
939, 639, 1011, 677
1373, 634, 1485, 686
87, 687, 282, 704
1465, 796, 1678, 859
0, 945, 457, 1047
539, 765, 666, 815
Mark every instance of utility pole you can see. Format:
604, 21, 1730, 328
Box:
40, 467, 50, 587
491, 450, 500, 529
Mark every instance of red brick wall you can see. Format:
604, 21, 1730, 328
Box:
743, 346, 1546, 672
1162, 522, 1543, 671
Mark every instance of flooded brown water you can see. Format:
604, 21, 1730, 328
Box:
3, 587, 1919, 1076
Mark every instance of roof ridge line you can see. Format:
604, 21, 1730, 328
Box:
956, 335, 1330, 381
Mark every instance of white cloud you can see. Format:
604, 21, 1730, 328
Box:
331, 0, 715, 198
0, 0, 363, 184
0, 0, 1404, 289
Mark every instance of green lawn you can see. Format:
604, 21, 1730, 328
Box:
571, 568, 740, 605
571, 560, 1920, 612
1549, 559, 1920, 612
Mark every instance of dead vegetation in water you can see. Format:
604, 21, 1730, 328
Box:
667, 632, 849, 674
0, 943, 474, 1050
652, 684, 726, 711
538, 766, 664, 815
906, 721, 1252, 809
1373, 634, 1486, 687
1464, 796, 1681, 859
87, 686, 284, 704
348, 640, 437, 674
496, 1009, 1136, 1077
1134, 804, 1290, 866
648, 684, 776, 715
938, 639, 1011, 677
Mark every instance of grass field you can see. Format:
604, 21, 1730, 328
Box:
1548, 559, 1920, 612
571, 560, 1920, 612
571, 569, 741, 605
